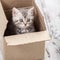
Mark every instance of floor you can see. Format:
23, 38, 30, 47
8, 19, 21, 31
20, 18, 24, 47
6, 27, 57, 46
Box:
0, 0, 60, 60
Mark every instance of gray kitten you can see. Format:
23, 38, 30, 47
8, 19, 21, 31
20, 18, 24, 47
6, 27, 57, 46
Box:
12, 7, 35, 34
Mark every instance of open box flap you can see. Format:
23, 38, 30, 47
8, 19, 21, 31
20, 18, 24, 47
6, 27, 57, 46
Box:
34, 0, 50, 33
34, 0, 44, 17
4, 31, 50, 45
1, 0, 33, 10
33, 0, 46, 31
0, 1, 8, 36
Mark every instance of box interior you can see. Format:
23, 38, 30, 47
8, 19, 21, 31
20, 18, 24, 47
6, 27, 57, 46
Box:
1, 0, 46, 36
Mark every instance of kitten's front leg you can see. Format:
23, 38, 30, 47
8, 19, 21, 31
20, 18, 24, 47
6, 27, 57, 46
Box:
21, 29, 27, 34
29, 26, 35, 32
16, 28, 21, 34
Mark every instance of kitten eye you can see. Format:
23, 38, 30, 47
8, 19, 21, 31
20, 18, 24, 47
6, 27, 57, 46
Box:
20, 19, 23, 22
27, 19, 30, 22
15, 20, 18, 22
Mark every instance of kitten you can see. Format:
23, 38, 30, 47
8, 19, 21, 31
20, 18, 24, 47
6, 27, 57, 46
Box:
12, 7, 35, 34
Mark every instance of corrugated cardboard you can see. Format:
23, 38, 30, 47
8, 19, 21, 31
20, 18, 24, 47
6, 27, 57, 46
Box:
0, 2, 8, 36
0, 0, 50, 60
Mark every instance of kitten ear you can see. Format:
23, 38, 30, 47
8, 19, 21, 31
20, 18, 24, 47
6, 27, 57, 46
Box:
12, 7, 20, 16
28, 7, 34, 15
12, 7, 23, 17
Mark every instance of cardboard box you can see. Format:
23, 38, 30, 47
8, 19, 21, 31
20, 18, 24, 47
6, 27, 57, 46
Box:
0, 0, 50, 60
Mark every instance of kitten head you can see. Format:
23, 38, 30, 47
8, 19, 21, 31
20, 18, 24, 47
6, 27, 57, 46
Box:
12, 7, 34, 28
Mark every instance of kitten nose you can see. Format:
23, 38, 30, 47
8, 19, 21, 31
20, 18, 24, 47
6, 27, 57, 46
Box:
25, 24, 26, 25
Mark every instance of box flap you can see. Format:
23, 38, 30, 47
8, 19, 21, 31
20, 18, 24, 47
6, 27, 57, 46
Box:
34, 0, 50, 33
1, 0, 33, 10
34, 0, 44, 17
33, 0, 46, 31
4, 31, 50, 45
0, 1, 8, 36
